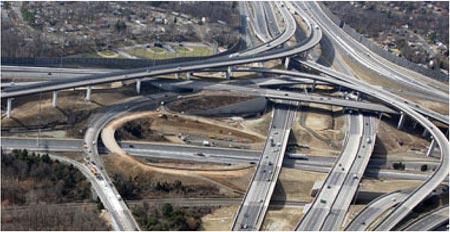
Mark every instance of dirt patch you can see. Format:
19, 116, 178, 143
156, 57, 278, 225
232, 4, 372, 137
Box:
166, 93, 255, 114
262, 206, 304, 231
115, 118, 167, 142
200, 205, 239, 231
360, 178, 421, 193
240, 109, 273, 137
1, 87, 138, 138
102, 153, 253, 199
374, 119, 429, 156
150, 114, 265, 147
290, 103, 345, 156
272, 168, 327, 202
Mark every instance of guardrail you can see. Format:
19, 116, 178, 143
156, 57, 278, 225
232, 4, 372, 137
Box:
317, 2, 448, 82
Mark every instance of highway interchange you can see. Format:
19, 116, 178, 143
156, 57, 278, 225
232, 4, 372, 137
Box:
1, 1, 449, 231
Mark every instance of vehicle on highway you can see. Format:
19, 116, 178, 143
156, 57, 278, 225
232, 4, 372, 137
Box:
194, 152, 205, 157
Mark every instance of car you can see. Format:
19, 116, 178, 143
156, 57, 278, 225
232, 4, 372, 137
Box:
367, 138, 372, 144
259, 199, 263, 203
315, 25, 319, 30
268, 161, 273, 165
48, 72, 52, 75
353, 174, 358, 179
241, 224, 248, 229
92, 141, 96, 145
194, 152, 205, 157
284, 93, 289, 96
320, 199, 327, 204
129, 144, 134, 148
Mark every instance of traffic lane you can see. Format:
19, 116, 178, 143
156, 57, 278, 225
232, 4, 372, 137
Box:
232, 103, 294, 230
2, 137, 442, 180
300, 1, 448, 101
296, 114, 363, 231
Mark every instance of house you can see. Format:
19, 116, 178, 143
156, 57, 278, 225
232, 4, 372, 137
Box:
155, 16, 167, 24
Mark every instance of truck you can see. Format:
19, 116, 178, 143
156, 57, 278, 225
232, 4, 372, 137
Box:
202, 140, 210, 146
287, 153, 309, 160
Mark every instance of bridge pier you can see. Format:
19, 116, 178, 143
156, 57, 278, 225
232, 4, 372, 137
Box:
186, 72, 191, 80
284, 57, 290, 70
311, 80, 316, 92
397, 112, 405, 129
422, 128, 429, 137
6, 98, 13, 118
85, 86, 92, 101
226, 66, 232, 80
136, 79, 142, 94
52, 91, 58, 108
426, 138, 436, 157
412, 120, 418, 129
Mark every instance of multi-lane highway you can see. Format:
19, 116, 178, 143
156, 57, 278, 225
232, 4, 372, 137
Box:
320, 115, 378, 231
0, 10, 321, 99
1, 2, 448, 231
231, 101, 297, 231
297, 1, 449, 101
296, 113, 373, 231
2, 136, 443, 182
153, 79, 396, 114
401, 205, 449, 231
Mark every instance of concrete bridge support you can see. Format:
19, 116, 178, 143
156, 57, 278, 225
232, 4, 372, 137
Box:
226, 66, 232, 80
422, 128, 429, 137
52, 91, 58, 108
136, 79, 142, 94
6, 98, 13, 118
85, 86, 92, 101
426, 138, 436, 157
397, 112, 405, 129
186, 72, 191, 80
412, 120, 418, 129
284, 57, 290, 70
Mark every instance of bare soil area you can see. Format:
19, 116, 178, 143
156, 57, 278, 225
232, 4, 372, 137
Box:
272, 168, 327, 202
1, 87, 138, 139
102, 153, 254, 199
200, 205, 239, 231
149, 114, 265, 149
262, 206, 304, 231
360, 178, 421, 193
291, 103, 345, 156
373, 118, 429, 156
166, 91, 255, 114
